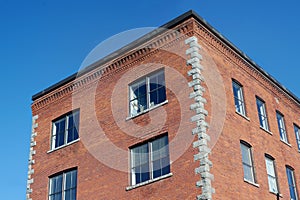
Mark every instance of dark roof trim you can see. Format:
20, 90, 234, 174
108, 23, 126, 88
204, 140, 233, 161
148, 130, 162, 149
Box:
32, 10, 300, 105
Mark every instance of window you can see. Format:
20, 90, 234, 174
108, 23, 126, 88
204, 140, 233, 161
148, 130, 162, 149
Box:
130, 134, 170, 185
265, 156, 279, 194
256, 97, 269, 131
232, 80, 246, 116
286, 167, 298, 200
240, 141, 256, 183
49, 169, 77, 200
129, 70, 166, 116
51, 110, 80, 150
276, 111, 288, 143
294, 124, 300, 151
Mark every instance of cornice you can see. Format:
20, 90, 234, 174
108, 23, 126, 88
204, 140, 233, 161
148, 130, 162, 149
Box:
31, 19, 194, 111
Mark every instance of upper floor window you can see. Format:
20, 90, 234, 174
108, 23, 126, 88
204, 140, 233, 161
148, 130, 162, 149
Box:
240, 141, 256, 183
49, 169, 77, 200
51, 110, 80, 150
265, 155, 279, 194
232, 80, 246, 116
130, 134, 170, 185
286, 167, 299, 200
256, 97, 269, 131
129, 70, 166, 117
276, 111, 288, 143
294, 124, 300, 151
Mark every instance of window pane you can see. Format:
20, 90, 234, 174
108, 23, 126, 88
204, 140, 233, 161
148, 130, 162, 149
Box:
130, 80, 147, 115
286, 168, 298, 200
295, 125, 300, 151
256, 98, 269, 130
67, 112, 79, 143
54, 120, 66, 148
232, 81, 245, 115
243, 165, 254, 182
277, 112, 288, 142
131, 143, 150, 184
268, 176, 278, 193
152, 136, 170, 179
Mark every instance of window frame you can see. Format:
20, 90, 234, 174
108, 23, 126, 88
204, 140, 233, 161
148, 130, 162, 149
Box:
256, 97, 270, 131
286, 166, 299, 200
276, 111, 289, 143
129, 134, 171, 186
265, 155, 279, 194
294, 124, 300, 151
48, 168, 77, 200
128, 69, 167, 117
232, 80, 247, 116
240, 141, 256, 184
51, 109, 80, 150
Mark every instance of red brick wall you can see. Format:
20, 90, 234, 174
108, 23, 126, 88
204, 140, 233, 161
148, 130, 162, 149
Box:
30, 17, 300, 200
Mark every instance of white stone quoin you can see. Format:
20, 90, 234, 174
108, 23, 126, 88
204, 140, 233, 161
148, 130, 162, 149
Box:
185, 36, 215, 200
26, 115, 38, 200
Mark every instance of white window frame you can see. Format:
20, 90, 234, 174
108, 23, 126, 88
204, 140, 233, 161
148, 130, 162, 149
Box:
51, 110, 80, 150
49, 169, 77, 200
256, 97, 269, 131
294, 124, 300, 151
130, 135, 170, 186
129, 70, 166, 117
232, 80, 246, 116
265, 156, 279, 194
276, 111, 288, 143
240, 142, 256, 183
286, 167, 298, 200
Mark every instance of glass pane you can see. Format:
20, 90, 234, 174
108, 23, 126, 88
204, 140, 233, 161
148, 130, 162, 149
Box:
131, 143, 150, 184
266, 159, 275, 176
241, 144, 251, 165
295, 126, 300, 150
67, 112, 79, 143
268, 176, 278, 193
243, 165, 254, 182
54, 120, 66, 147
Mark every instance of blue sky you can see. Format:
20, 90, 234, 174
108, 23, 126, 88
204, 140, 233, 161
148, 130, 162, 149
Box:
0, 1, 299, 199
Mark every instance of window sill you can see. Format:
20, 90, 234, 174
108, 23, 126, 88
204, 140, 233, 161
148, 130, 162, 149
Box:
260, 126, 273, 135
126, 173, 173, 191
47, 139, 80, 153
126, 100, 168, 120
236, 111, 250, 121
280, 140, 291, 147
244, 179, 259, 188
269, 191, 283, 198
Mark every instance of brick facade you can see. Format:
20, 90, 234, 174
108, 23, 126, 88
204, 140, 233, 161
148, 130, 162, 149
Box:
27, 11, 300, 200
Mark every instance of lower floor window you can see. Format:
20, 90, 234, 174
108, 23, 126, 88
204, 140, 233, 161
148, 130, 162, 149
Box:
130, 134, 170, 185
265, 156, 278, 194
49, 169, 77, 200
286, 167, 298, 200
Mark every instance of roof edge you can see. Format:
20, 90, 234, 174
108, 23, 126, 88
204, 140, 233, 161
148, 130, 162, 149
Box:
32, 10, 300, 105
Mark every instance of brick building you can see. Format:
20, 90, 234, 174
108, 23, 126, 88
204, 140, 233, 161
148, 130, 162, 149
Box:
27, 11, 300, 200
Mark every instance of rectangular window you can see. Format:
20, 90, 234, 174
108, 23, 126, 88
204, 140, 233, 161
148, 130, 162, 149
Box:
51, 110, 80, 150
232, 80, 246, 116
265, 156, 279, 194
276, 111, 288, 143
256, 98, 269, 131
286, 167, 298, 200
240, 142, 255, 183
294, 124, 300, 151
49, 169, 77, 200
129, 70, 166, 116
130, 135, 170, 185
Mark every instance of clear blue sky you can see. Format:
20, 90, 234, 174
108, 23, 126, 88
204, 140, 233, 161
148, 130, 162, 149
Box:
0, 1, 299, 199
